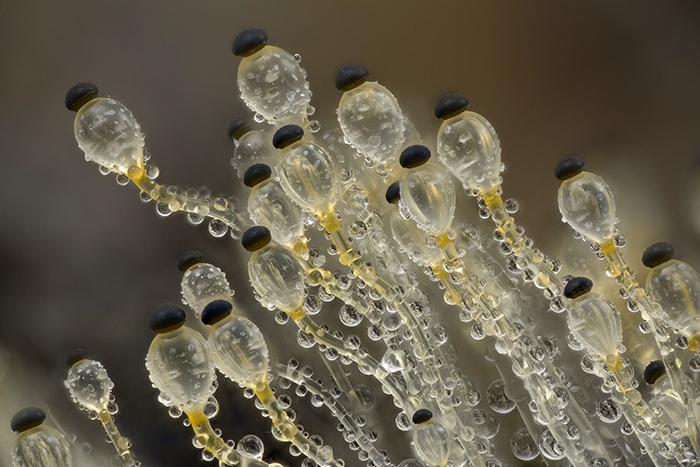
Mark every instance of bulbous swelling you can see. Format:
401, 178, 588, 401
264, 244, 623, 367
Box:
237, 45, 311, 124
12, 425, 72, 467
74, 97, 144, 174
400, 163, 455, 235
337, 81, 405, 166
557, 172, 616, 243
181, 263, 233, 318
436, 111, 501, 193
248, 180, 303, 248
146, 327, 216, 411
567, 294, 622, 359
646, 259, 700, 337
248, 244, 304, 312
64, 359, 112, 413
390, 209, 443, 268
232, 129, 278, 178
209, 315, 269, 390
413, 420, 451, 466
276, 140, 338, 213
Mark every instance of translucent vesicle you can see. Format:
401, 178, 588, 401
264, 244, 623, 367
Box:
248, 244, 304, 312
413, 421, 450, 466
237, 45, 311, 124
646, 259, 700, 337
65, 359, 112, 413
277, 140, 338, 213
74, 98, 144, 174
557, 172, 616, 243
390, 209, 443, 267
568, 294, 622, 359
400, 162, 456, 235
12, 425, 72, 467
209, 315, 269, 390
146, 327, 216, 411
248, 180, 303, 248
436, 111, 501, 193
181, 263, 233, 318
232, 129, 278, 178
337, 81, 405, 167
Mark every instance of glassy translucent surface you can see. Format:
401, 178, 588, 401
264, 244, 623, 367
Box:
400, 163, 455, 234
74, 98, 144, 174
558, 172, 616, 243
646, 259, 700, 336
510, 427, 539, 461
12, 425, 72, 467
248, 180, 303, 248
650, 377, 688, 436
64, 359, 112, 412
248, 244, 304, 312
146, 327, 215, 411
568, 294, 622, 359
237, 45, 311, 124
231, 129, 277, 178
486, 379, 516, 414
337, 81, 405, 166
319, 128, 366, 185
277, 140, 338, 213
436, 111, 501, 192
390, 209, 443, 267
413, 421, 450, 465
209, 315, 269, 389
181, 263, 233, 318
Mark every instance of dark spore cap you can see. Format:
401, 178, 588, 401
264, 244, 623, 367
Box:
555, 155, 586, 181
273, 125, 304, 149
400, 145, 431, 169
434, 93, 469, 120
11, 407, 46, 433
642, 242, 675, 268
149, 304, 187, 333
335, 64, 369, 92
242, 226, 272, 252
232, 28, 268, 57
65, 82, 99, 112
563, 276, 593, 299
643, 360, 666, 385
227, 118, 253, 142
66, 349, 88, 367
412, 408, 433, 424
244, 164, 272, 188
201, 300, 234, 326
178, 250, 204, 272
385, 181, 401, 204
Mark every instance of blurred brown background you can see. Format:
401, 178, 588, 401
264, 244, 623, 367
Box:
1, 1, 700, 466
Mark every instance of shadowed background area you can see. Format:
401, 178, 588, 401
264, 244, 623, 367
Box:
1, 1, 700, 466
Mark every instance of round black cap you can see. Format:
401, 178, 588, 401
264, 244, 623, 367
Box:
412, 408, 433, 424
385, 181, 401, 204
232, 28, 268, 57
434, 93, 469, 120
563, 276, 593, 299
227, 118, 253, 142
244, 163, 272, 188
555, 155, 586, 181
242, 226, 272, 252
643, 360, 666, 385
65, 82, 99, 112
11, 407, 46, 433
201, 300, 234, 326
642, 242, 675, 268
400, 145, 431, 169
273, 125, 304, 149
335, 64, 369, 92
66, 349, 88, 367
178, 250, 204, 272
149, 304, 187, 333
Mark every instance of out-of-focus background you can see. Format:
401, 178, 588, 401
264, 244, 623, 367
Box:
1, 2, 700, 466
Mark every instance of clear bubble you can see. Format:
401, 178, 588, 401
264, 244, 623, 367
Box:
237, 434, 264, 459
486, 380, 516, 414
510, 427, 539, 461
